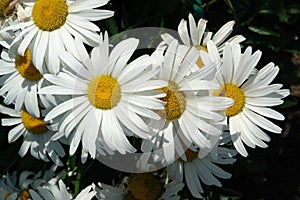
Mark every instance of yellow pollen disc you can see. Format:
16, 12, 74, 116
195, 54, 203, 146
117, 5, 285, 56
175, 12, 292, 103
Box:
157, 81, 186, 121
128, 173, 163, 200
32, 0, 68, 31
21, 110, 48, 134
181, 148, 199, 162
0, 0, 11, 17
215, 83, 245, 117
87, 75, 121, 110
19, 190, 30, 200
195, 45, 208, 68
16, 49, 43, 81
123, 192, 137, 200
4, 192, 9, 199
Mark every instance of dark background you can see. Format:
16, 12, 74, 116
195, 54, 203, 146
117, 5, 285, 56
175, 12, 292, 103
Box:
1, 0, 300, 199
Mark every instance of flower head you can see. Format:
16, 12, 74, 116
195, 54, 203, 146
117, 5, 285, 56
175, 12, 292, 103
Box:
39, 32, 168, 160
214, 43, 289, 156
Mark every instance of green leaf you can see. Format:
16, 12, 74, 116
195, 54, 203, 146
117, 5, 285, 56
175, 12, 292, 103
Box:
258, 9, 276, 15
106, 18, 119, 35
276, 0, 290, 23
285, 49, 300, 54
193, 4, 204, 18
279, 99, 297, 108
248, 26, 280, 37
287, 4, 300, 14
224, 0, 234, 11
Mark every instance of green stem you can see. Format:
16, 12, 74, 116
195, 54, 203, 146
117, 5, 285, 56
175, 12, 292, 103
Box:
74, 167, 82, 197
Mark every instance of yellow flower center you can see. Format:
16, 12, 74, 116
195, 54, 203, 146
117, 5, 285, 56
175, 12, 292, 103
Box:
123, 192, 137, 200
183, 148, 199, 162
214, 83, 245, 117
21, 110, 48, 134
179, 148, 199, 162
4, 192, 9, 199
32, 0, 68, 31
195, 45, 208, 68
0, 0, 12, 17
87, 75, 121, 110
19, 190, 30, 200
16, 49, 43, 81
127, 173, 163, 200
157, 82, 186, 121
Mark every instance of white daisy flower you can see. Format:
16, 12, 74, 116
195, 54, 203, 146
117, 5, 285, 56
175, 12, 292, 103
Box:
1, 0, 114, 74
0, 0, 29, 48
0, 47, 54, 118
141, 39, 233, 164
0, 105, 66, 165
0, 0, 18, 26
96, 173, 184, 200
0, 170, 42, 200
162, 13, 245, 55
168, 137, 237, 199
36, 180, 96, 200
0, 165, 59, 200
214, 43, 290, 157
39, 32, 167, 159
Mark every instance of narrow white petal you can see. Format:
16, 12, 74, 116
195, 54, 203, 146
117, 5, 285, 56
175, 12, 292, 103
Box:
125, 95, 165, 110
2, 118, 22, 126
39, 85, 85, 95
162, 124, 175, 164
160, 40, 178, 81
246, 97, 283, 107
59, 50, 92, 79
45, 96, 87, 121
212, 21, 235, 46
74, 37, 94, 72
0, 105, 20, 117
185, 163, 203, 198
47, 29, 62, 74
195, 159, 221, 186
238, 110, 271, 142
188, 13, 198, 45
122, 80, 167, 93
82, 110, 98, 158
229, 116, 248, 157
243, 107, 282, 133
113, 103, 150, 138
244, 84, 282, 97
67, 14, 100, 32
246, 104, 284, 120
118, 55, 152, 85
43, 73, 87, 90
69, 0, 109, 12
202, 160, 232, 179
35, 31, 49, 73
25, 84, 39, 118
239, 113, 269, 148
197, 19, 207, 45
111, 38, 139, 78
235, 49, 262, 86
77, 9, 114, 21
222, 44, 234, 83
18, 26, 39, 56
161, 33, 176, 45
178, 19, 190, 46
108, 38, 139, 76
19, 140, 31, 157
179, 115, 210, 148
60, 27, 80, 58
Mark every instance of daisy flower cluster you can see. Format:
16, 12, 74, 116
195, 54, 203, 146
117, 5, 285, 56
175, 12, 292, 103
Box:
0, 165, 97, 200
0, 0, 289, 199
